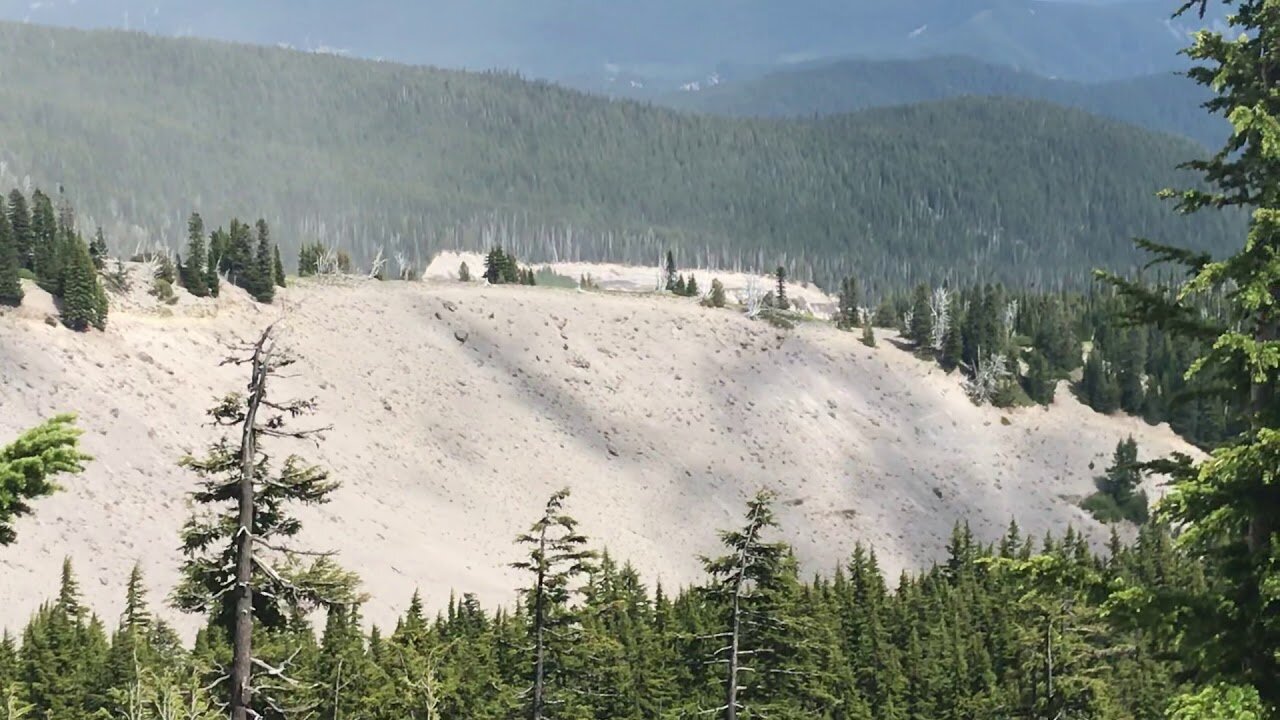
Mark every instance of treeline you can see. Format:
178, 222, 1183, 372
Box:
846, 280, 1235, 449
0, 21, 1244, 292
178, 213, 286, 304
0, 499, 1235, 720
0, 187, 108, 330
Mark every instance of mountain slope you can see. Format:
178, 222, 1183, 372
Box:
0, 0, 1226, 85
0, 270, 1196, 633
663, 56, 1225, 148
0, 22, 1239, 291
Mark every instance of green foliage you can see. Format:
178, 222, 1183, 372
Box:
271, 244, 285, 288
1167, 683, 1267, 720
180, 213, 209, 297
0, 21, 1241, 291
704, 278, 727, 308
457, 260, 471, 282
57, 236, 108, 331
860, 322, 876, 347
531, 265, 576, 288
0, 198, 22, 307
0, 416, 89, 546
149, 278, 178, 305
87, 228, 107, 272
1094, 0, 1280, 706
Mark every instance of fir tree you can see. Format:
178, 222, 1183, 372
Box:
57, 237, 108, 331
88, 228, 107, 272
458, 261, 472, 282
701, 490, 793, 720
1022, 349, 1056, 405
664, 251, 677, 292
182, 213, 208, 297
7, 190, 33, 271
510, 488, 596, 720
908, 283, 933, 347
28, 190, 60, 293
0, 200, 22, 307
253, 219, 275, 303
861, 321, 876, 348
674, 274, 687, 296
172, 325, 361, 720
837, 276, 861, 330
774, 266, 788, 310
272, 244, 286, 288
686, 274, 699, 297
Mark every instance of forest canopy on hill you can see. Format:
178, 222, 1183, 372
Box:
0, 22, 1242, 292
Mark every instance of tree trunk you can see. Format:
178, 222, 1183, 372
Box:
231, 326, 273, 720
532, 523, 548, 720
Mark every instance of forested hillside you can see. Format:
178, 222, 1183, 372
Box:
664, 56, 1224, 148
0, 22, 1240, 291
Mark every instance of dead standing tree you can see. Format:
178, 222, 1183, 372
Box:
173, 323, 362, 720
510, 488, 596, 720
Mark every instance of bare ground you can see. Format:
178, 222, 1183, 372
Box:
0, 264, 1195, 634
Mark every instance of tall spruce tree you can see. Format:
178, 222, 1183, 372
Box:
7, 190, 33, 271
88, 228, 107, 271
272, 245, 286, 288
172, 324, 361, 720
182, 213, 208, 297
774, 266, 788, 310
510, 488, 596, 720
28, 190, 58, 292
701, 490, 793, 720
0, 199, 22, 306
908, 283, 933, 347
1097, 0, 1280, 708
253, 219, 275, 303
837, 276, 861, 330
57, 237, 108, 331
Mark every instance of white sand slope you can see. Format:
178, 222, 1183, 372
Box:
0, 266, 1196, 635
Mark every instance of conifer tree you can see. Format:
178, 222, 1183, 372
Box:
510, 488, 596, 720
458, 261, 471, 282
1, 416, 90, 548
253, 220, 275, 303
1097, 5, 1280, 701
701, 490, 793, 720
88, 228, 107, 272
182, 213, 208, 297
674, 274, 687, 296
28, 191, 59, 293
861, 321, 876, 348
58, 237, 108, 331
172, 325, 361, 720
774, 266, 788, 310
664, 251, 677, 292
272, 245, 286, 289
708, 279, 726, 308
686, 274, 698, 297
7, 190, 33, 271
837, 276, 861, 330
0, 200, 22, 307
1023, 350, 1056, 405
908, 283, 933, 347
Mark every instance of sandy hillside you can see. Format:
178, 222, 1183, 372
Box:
0, 265, 1195, 635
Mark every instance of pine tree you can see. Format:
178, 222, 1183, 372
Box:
172, 325, 361, 720
908, 283, 933, 347
665, 251, 677, 291
837, 276, 861, 330
774, 266, 788, 310
88, 228, 107, 271
674, 274, 687, 295
253, 220, 275, 303
484, 248, 505, 284
861, 321, 876, 348
28, 190, 60, 292
7, 190, 33, 271
182, 213, 208, 297
701, 490, 794, 720
1, 416, 88, 549
58, 236, 108, 331
510, 488, 596, 720
1022, 350, 1056, 405
272, 244, 286, 288
458, 261, 472, 282
0, 200, 22, 307
686, 274, 699, 297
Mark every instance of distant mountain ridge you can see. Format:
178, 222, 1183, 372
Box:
0, 0, 1228, 89
660, 56, 1226, 148
0, 21, 1240, 292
